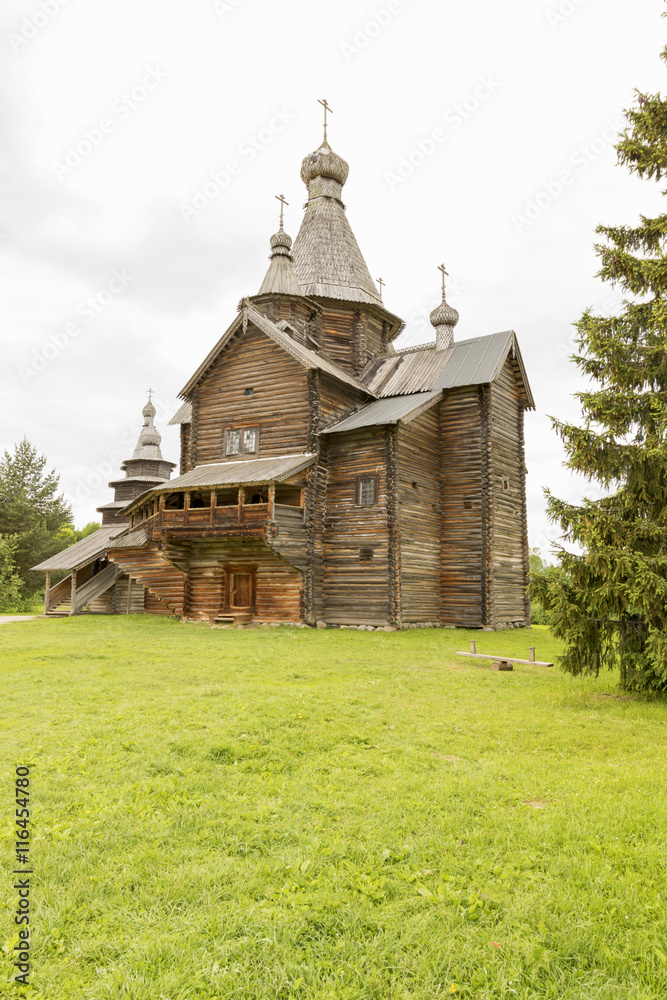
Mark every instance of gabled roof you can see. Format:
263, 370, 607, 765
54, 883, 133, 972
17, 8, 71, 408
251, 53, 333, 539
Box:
321, 390, 442, 434
31, 526, 125, 572
360, 331, 534, 408
179, 304, 373, 399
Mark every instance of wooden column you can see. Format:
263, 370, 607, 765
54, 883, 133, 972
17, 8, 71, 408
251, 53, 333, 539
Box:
210, 490, 216, 527
183, 492, 190, 527
268, 485, 275, 522
44, 571, 51, 615
159, 493, 165, 532
70, 569, 77, 616
238, 487, 245, 524
126, 575, 132, 615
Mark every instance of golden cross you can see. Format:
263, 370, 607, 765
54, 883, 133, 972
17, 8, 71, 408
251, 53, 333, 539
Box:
377, 277, 385, 298
318, 98, 332, 141
275, 193, 288, 228
438, 263, 449, 298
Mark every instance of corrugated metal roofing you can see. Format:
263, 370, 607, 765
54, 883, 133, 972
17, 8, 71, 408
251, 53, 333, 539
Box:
179, 305, 372, 399
108, 526, 148, 549
362, 345, 450, 397
360, 331, 534, 408
31, 526, 125, 571
322, 391, 441, 434
124, 454, 317, 511
169, 401, 192, 425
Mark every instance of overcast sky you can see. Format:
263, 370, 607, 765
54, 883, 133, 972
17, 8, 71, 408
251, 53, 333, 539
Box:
2, 0, 665, 558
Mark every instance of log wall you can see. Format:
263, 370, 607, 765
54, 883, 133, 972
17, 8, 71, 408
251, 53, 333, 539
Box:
439, 388, 486, 627
488, 358, 529, 625
397, 408, 440, 622
194, 323, 310, 465
321, 427, 390, 625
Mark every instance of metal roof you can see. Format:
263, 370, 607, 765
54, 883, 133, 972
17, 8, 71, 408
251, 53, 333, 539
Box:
31, 526, 126, 572
107, 526, 149, 549
322, 391, 441, 434
123, 453, 317, 512
179, 305, 372, 399
361, 331, 534, 409
362, 344, 450, 397
433, 331, 535, 408
169, 400, 192, 425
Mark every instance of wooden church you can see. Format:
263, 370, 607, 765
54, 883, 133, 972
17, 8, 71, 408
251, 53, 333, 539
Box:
35, 119, 534, 629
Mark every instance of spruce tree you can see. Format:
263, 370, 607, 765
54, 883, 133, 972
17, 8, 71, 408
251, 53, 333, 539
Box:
536, 44, 667, 693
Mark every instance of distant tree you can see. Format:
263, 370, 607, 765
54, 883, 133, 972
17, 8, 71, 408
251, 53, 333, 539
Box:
0, 439, 73, 599
0, 536, 22, 613
56, 521, 101, 548
535, 45, 667, 692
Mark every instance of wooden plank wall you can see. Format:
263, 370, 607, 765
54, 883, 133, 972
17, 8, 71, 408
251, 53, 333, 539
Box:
194, 324, 310, 465
319, 306, 386, 375
439, 388, 486, 627
397, 408, 440, 622
180, 424, 190, 475
489, 358, 529, 624
318, 373, 368, 430
322, 427, 390, 625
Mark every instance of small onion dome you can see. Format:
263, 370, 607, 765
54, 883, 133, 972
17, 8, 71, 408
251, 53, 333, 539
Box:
300, 140, 350, 188
269, 227, 293, 257
132, 397, 163, 459
430, 293, 459, 351
430, 297, 459, 330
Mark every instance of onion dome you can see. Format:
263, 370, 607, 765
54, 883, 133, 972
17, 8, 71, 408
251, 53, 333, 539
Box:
258, 226, 303, 296
430, 266, 459, 351
300, 140, 350, 191
132, 397, 164, 461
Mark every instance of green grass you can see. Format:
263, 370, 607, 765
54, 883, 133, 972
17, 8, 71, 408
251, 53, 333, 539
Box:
2, 617, 667, 999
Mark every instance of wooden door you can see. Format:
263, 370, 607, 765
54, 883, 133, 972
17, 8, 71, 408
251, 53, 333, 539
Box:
230, 572, 251, 609
223, 564, 256, 613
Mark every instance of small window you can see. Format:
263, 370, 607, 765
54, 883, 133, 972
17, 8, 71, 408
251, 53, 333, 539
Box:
226, 429, 240, 455
359, 547, 374, 561
357, 477, 377, 505
244, 388, 255, 396
243, 428, 257, 453
502, 477, 511, 491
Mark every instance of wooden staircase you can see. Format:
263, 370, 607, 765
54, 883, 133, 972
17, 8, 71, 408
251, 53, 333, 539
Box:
108, 544, 186, 616
44, 564, 121, 616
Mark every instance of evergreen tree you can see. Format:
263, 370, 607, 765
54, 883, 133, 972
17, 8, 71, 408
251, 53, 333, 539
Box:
0, 536, 23, 613
0, 439, 73, 598
535, 45, 667, 692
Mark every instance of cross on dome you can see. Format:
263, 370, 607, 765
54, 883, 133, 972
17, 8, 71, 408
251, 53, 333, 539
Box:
318, 98, 332, 141
275, 193, 288, 229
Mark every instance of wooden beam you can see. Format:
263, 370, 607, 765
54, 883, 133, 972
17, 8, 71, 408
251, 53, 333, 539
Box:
70, 569, 77, 616
456, 651, 553, 667
44, 570, 51, 615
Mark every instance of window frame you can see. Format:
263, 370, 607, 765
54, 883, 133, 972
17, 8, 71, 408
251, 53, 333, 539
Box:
223, 425, 260, 457
355, 474, 379, 506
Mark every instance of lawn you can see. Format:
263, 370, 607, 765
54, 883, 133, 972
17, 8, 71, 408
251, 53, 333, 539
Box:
2, 617, 667, 999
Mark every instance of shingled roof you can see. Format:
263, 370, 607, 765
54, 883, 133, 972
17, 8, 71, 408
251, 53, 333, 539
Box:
292, 140, 382, 307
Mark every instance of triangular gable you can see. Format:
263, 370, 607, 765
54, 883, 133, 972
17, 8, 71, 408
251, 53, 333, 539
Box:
433, 331, 535, 409
179, 304, 372, 400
